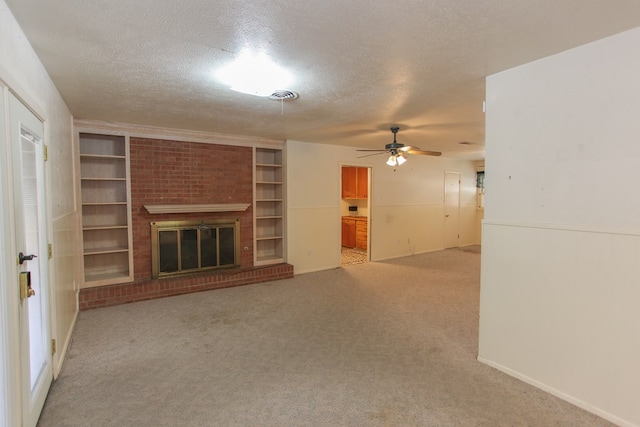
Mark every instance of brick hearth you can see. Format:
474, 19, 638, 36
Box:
79, 263, 294, 310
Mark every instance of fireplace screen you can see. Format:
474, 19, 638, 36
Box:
150, 219, 240, 278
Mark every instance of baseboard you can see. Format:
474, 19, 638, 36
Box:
477, 357, 636, 427
373, 247, 444, 262
53, 303, 78, 379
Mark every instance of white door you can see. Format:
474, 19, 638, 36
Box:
444, 172, 460, 248
9, 93, 52, 427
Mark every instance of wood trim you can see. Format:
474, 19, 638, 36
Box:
144, 203, 250, 214
74, 119, 284, 149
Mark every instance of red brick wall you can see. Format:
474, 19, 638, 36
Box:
129, 137, 254, 281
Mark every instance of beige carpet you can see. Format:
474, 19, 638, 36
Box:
38, 247, 613, 426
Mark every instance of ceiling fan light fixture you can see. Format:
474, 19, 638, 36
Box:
357, 126, 440, 164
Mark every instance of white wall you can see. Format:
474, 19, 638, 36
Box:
480, 27, 640, 427
0, 1, 78, 424
287, 140, 481, 274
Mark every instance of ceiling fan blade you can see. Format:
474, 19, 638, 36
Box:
357, 152, 387, 158
356, 149, 386, 152
405, 147, 442, 156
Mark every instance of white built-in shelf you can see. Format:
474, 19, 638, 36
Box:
82, 225, 128, 231
83, 246, 129, 255
80, 154, 126, 159
81, 177, 127, 181
82, 202, 128, 205
84, 271, 130, 283
78, 131, 134, 287
256, 234, 282, 241
254, 148, 285, 265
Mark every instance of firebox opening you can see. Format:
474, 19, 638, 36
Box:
150, 219, 240, 279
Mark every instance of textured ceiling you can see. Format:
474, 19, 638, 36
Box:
6, 0, 640, 159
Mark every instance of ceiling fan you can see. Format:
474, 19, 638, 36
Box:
357, 127, 441, 166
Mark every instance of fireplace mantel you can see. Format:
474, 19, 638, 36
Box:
144, 203, 250, 214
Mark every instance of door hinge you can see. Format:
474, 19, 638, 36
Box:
51, 339, 56, 355
43, 145, 49, 161
48, 243, 53, 259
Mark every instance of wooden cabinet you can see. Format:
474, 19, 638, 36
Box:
78, 132, 133, 286
342, 167, 357, 198
356, 167, 368, 199
341, 166, 368, 199
355, 218, 368, 250
255, 147, 285, 265
341, 217, 367, 250
341, 218, 356, 248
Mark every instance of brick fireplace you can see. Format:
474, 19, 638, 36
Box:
78, 136, 293, 310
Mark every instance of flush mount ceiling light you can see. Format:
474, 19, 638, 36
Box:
216, 49, 293, 97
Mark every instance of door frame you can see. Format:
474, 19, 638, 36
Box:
339, 164, 372, 261
0, 82, 19, 427
0, 85, 53, 426
443, 171, 461, 249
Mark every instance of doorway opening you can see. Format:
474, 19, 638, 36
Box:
340, 166, 370, 266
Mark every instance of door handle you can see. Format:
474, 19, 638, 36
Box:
18, 252, 37, 265
19, 271, 35, 299
445, 214, 450, 217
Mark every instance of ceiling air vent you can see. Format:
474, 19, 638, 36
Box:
269, 90, 299, 101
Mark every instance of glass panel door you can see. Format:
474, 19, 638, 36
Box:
10, 93, 52, 427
